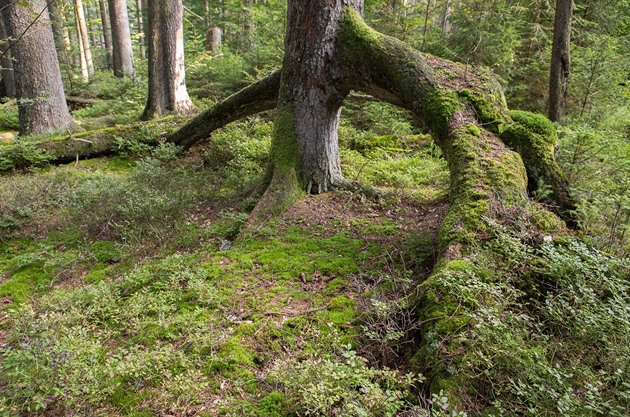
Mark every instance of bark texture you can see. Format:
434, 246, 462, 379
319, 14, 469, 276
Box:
548, 0, 573, 121
205, 27, 222, 53
99, 0, 113, 68
141, 0, 195, 119
0, 14, 15, 98
1, 0, 75, 135
109, 0, 135, 77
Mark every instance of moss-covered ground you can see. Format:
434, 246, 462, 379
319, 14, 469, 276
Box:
0, 110, 451, 416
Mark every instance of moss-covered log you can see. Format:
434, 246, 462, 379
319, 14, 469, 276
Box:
0, 72, 282, 172
0, 123, 162, 172
167, 71, 281, 149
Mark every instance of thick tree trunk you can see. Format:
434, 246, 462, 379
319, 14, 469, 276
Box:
0, 14, 16, 98
1, 0, 75, 135
141, 0, 195, 120
548, 0, 573, 121
99, 0, 114, 68
75, 0, 94, 77
109, 0, 135, 78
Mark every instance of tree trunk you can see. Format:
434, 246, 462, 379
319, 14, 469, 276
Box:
75, 0, 94, 77
1, 0, 75, 135
136, 0, 145, 58
99, 0, 113, 68
141, 0, 195, 120
50, 0, 74, 71
206, 27, 222, 53
0, 14, 16, 98
548, 0, 573, 121
109, 0, 135, 77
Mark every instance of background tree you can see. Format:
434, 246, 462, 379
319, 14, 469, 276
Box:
109, 0, 135, 77
548, 0, 573, 121
0, 15, 15, 98
141, 0, 195, 119
99, 0, 113, 67
74, 0, 94, 79
0, 0, 75, 134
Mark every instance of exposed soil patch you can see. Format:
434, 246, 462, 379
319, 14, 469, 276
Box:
282, 191, 448, 244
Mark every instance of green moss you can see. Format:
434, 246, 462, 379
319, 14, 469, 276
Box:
458, 89, 508, 134
424, 90, 462, 137
466, 123, 481, 137
501, 110, 574, 222
89, 240, 121, 263
256, 391, 291, 417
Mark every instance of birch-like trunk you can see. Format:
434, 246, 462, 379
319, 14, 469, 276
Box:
75, 0, 94, 77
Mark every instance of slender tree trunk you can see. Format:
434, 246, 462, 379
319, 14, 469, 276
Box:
0, 14, 16, 98
75, 0, 94, 77
136, 0, 145, 58
141, 0, 195, 119
74, 7, 89, 82
87, 2, 99, 49
2, 0, 75, 134
241, 0, 253, 52
109, 0, 135, 77
548, 0, 573, 121
99, 0, 113, 68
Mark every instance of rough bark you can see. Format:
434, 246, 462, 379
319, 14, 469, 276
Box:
548, 0, 573, 121
0, 13, 16, 98
206, 27, 222, 53
74, 0, 94, 77
141, 0, 195, 120
109, 0, 135, 78
99, 0, 113, 68
1, 0, 75, 135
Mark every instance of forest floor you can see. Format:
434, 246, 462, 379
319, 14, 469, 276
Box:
0, 114, 453, 416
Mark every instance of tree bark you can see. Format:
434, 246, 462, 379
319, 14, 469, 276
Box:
0, 13, 16, 98
109, 0, 135, 77
206, 27, 222, 53
74, 0, 94, 77
141, 0, 195, 120
548, 0, 573, 121
99, 0, 113, 68
1, 0, 76, 135
135, 0, 145, 58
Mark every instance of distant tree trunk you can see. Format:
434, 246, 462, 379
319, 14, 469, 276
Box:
141, 0, 195, 120
206, 27, 222, 53
99, 0, 113, 68
441, 0, 451, 34
548, 0, 573, 121
75, 0, 94, 78
0, 15, 16, 98
136, 0, 145, 58
241, 0, 253, 52
204, 0, 222, 53
51, 0, 74, 69
109, 0, 135, 77
2, 0, 75, 134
